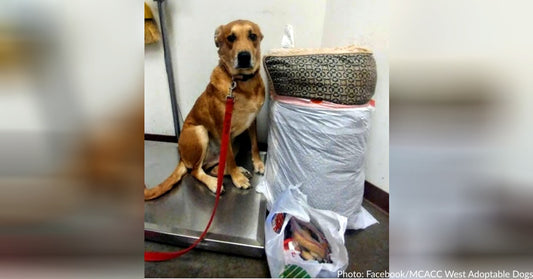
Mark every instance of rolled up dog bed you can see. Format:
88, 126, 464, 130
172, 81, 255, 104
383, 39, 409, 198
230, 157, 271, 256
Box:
263, 45, 377, 105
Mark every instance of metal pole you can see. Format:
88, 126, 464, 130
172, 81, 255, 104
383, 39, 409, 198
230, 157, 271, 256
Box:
155, 0, 181, 139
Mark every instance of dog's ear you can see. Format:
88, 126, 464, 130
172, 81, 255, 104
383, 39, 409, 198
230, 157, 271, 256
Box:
214, 25, 224, 48
253, 24, 264, 42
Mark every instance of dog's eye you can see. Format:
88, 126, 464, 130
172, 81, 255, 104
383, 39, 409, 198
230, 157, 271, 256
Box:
227, 34, 236, 43
249, 33, 257, 41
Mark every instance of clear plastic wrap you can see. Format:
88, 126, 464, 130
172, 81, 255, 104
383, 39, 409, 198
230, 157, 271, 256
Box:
257, 96, 377, 230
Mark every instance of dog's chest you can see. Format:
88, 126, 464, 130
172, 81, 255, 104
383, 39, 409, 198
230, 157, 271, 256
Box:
230, 94, 263, 136
233, 113, 256, 134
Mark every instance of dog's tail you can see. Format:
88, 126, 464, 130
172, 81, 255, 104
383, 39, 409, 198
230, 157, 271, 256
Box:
144, 160, 188, 200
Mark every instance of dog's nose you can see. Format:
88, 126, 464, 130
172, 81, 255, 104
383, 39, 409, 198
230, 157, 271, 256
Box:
237, 51, 252, 68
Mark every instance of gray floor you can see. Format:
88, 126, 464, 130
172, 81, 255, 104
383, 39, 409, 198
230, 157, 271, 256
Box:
144, 140, 388, 277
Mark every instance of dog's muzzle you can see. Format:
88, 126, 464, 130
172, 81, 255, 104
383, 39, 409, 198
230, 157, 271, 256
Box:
236, 51, 252, 69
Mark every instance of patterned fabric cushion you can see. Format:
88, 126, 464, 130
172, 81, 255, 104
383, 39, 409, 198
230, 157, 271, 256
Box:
263, 46, 377, 105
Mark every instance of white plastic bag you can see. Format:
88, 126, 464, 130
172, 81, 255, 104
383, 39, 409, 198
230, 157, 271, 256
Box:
265, 186, 348, 278
258, 97, 377, 229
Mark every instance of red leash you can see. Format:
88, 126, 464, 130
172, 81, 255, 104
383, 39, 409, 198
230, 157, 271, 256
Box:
144, 81, 237, 261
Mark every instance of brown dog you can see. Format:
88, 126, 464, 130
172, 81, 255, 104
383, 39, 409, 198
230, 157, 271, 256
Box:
145, 20, 265, 200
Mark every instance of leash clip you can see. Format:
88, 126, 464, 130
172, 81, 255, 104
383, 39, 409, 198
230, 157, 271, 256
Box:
228, 80, 237, 98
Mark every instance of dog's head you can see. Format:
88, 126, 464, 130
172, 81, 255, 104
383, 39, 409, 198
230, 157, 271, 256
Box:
214, 20, 263, 76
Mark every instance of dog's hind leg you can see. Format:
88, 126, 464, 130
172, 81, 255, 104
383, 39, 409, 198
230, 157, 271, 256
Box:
191, 167, 221, 193
144, 160, 187, 200
180, 125, 224, 193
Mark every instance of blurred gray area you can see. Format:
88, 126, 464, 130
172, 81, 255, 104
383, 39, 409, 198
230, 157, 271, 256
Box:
390, 63, 533, 271
389, 0, 533, 272
1, 1, 144, 278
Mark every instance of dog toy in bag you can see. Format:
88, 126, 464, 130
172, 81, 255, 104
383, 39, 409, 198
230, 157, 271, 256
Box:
285, 217, 331, 263
265, 187, 348, 278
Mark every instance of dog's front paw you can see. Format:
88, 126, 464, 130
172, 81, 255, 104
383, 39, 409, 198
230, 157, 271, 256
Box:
238, 166, 253, 179
205, 177, 226, 194
231, 171, 251, 189
253, 159, 265, 175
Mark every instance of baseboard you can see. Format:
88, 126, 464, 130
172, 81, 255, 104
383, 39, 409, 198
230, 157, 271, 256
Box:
144, 133, 177, 143
363, 181, 389, 214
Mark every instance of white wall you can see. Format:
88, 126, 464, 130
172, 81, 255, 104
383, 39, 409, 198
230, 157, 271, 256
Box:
321, 0, 389, 192
144, 0, 327, 139
145, 0, 389, 192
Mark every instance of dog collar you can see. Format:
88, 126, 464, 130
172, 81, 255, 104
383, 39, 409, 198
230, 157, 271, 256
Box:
233, 69, 259, 82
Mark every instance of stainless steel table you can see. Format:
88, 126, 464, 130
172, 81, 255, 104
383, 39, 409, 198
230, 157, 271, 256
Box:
144, 140, 267, 257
